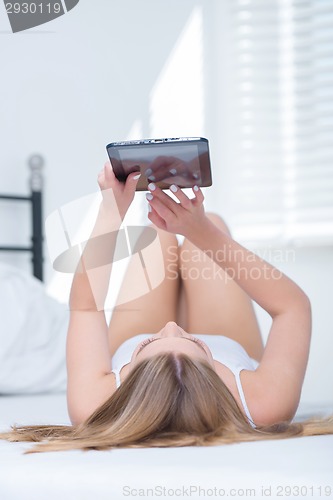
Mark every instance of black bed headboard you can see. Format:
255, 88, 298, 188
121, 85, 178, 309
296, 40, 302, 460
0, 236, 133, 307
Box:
0, 155, 44, 281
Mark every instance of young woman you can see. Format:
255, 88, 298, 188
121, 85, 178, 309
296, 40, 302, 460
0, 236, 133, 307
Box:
1, 162, 332, 453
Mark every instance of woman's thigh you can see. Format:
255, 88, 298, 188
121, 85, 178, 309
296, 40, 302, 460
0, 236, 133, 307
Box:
108, 224, 180, 356
179, 213, 264, 361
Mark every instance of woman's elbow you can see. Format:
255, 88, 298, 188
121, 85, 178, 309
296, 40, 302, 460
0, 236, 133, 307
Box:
68, 406, 90, 426
292, 291, 312, 315
299, 293, 312, 320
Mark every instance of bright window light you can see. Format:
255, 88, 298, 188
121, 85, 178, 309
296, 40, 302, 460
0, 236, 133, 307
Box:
149, 7, 204, 138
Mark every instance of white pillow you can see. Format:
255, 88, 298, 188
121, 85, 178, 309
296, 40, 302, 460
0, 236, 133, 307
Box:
0, 262, 69, 393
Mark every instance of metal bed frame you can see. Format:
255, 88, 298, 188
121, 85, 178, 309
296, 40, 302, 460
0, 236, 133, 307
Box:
0, 155, 44, 281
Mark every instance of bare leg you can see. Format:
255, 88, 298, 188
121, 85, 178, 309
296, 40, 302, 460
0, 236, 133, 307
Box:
178, 213, 264, 361
107, 225, 180, 357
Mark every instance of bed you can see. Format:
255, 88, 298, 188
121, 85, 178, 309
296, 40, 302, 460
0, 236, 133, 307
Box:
0, 395, 332, 500
0, 158, 68, 394
0, 159, 332, 500
0, 154, 44, 281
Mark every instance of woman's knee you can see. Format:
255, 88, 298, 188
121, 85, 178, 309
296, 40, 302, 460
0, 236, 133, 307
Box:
205, 212, 232, 236
147, 224, 179, 252
134, 223, 178, 252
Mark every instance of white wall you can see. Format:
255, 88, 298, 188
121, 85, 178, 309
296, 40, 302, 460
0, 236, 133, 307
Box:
0, 0, 218, 279
0, 0, 332, 408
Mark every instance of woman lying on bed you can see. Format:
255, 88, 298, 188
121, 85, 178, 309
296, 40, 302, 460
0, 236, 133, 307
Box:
1, 162, 332, 453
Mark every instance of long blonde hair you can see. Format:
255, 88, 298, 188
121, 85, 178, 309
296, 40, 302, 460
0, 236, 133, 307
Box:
1, 353, 332, 454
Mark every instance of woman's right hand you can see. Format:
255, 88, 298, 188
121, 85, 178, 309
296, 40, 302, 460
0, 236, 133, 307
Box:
97, 161, 141, 220
146, 182, 208, 238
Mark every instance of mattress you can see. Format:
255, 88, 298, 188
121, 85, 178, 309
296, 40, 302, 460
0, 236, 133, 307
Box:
0, 394, 332, 500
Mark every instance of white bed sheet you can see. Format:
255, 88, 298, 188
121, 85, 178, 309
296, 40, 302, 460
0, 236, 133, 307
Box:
0, 394, 332, 500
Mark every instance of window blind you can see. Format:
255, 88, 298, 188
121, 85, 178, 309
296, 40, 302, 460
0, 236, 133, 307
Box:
222, 0, 333, 246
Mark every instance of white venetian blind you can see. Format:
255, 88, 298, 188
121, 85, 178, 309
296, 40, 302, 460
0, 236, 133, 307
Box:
223, 0, 333, 246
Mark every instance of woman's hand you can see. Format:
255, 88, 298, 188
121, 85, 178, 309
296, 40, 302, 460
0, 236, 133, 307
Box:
97, 161, 141, 220
146, 182, 209, 238
144, 156, 200, 187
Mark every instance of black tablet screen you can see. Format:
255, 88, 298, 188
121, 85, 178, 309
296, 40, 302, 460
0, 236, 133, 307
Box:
107, 138, 211, 191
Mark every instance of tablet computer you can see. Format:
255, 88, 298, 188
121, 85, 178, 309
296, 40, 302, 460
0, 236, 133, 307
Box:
106, 137, 212, 191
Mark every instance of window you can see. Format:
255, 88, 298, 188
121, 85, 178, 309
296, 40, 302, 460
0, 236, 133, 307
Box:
216, 0, 333, 246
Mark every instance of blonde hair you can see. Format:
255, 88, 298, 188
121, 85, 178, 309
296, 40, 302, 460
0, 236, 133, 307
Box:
1, 353, 332, 454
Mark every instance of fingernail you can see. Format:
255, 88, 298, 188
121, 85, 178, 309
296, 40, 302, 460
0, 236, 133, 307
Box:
169, 168, 177, 175
133, 173, 141, 180
193, 185, 199, 192
148, 204, 152, 213
193, 173, 200, 179
146, 193, 153, 201
145, 168, 153, 177
170, 184, 178, 193
148, 175, 156, 181
148, 182, 156, 191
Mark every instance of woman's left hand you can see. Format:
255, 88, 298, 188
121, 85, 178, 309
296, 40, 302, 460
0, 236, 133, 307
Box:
146, 183, 208, 239
97, 162, 141, 220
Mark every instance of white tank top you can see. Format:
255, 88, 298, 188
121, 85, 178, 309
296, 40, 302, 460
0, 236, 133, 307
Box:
111, 334, 259, 428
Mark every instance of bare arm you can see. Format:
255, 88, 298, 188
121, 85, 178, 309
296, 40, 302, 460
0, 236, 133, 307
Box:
186, 219, 311, 424
66, 164, 141, 424
146, 184, 312, 424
